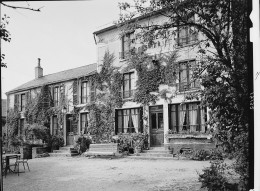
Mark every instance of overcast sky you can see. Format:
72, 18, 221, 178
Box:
1, 0, 260, 100
1, 0, 132, 98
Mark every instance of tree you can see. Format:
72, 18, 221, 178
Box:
118, 0, 252, 190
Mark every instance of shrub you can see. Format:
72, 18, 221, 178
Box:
75, 135, 92, 154
191, 149, 223, 161
198, 160, 238, 191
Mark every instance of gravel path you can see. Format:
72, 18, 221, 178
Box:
3, 156, 211, 191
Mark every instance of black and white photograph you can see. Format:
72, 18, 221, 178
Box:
1, 0, 259, 190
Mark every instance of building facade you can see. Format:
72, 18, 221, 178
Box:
6, 13, 214, 152
93, 13, 213, 151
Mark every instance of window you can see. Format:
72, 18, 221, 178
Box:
169, 102, 207, 133
177, 17, 197, 46
80, 113, 89, 134
120, 33, 134, 59
53, 115, 59, 135
20, 93, 26, 111
81, 81, 95, 104
53, 87, 59, 107
116, 108, 142, 134
179, 60, 200, 91
123, 72, 135, 99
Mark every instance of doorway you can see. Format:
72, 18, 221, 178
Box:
66, 114, 74, 145
150, 105, 164, 146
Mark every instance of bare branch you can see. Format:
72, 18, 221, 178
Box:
1, 2, 43, 12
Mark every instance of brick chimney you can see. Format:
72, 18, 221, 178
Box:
35, 58, 43, 79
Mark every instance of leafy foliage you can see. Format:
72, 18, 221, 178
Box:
83, 51, 124, 143
0, 14, 11, 68
6, 108, 20, 136
75, 135, 92, 154
126, 49, 179, 105
191, 149, 223, 161
199, 160, 239, 191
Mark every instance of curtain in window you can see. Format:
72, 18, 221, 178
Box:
170, 105, 177, 132
189, 103, 198, 132
131, 109, 139, 133
179, 104, 186, 132
123, 110, 130, 133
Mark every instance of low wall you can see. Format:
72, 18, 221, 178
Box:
164, 135, 215, 154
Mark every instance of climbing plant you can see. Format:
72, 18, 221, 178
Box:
125, 48, 179, 105
82, 51, 124, 143
6, 108, 20, 137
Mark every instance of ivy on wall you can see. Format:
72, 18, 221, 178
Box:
125, 48, 179, 105
82, 51, 124, 143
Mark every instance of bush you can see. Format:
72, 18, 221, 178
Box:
199, 160, 238, 191
75, 135, 92, 154
47, 135, 64, 150
191, 149, 223, 161
24, 123, 50, 143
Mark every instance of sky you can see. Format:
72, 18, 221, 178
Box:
1, 0, 132, 99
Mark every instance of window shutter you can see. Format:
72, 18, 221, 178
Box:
115, 110, 118, 135
139, 107, 143, 133
14, 94, 19, 111
73, 80, 78, 105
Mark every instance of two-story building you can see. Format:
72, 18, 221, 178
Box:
6, 59, 97, 146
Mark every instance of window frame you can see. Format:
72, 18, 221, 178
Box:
115, 107, 143, 134
179, 60, 200, 91
53, 86, 60, 107
169, 102, 207, 133
80, 112, 89, 134
123, 72, 135, 99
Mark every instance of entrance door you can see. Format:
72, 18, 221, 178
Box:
66, 114, 74, 145
150, 105, 164, 146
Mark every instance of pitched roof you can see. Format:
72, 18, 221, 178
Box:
6, 63, 97, 94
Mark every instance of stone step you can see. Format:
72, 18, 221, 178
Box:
127, 155, 174, 160
89, 144, 118, 148
149, 147, 168, 151
138, 153, 173, 158
59, 147, 73, 151
49, 152, 79, 157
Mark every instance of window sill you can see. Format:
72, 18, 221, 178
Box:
165, 133, 212, 139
